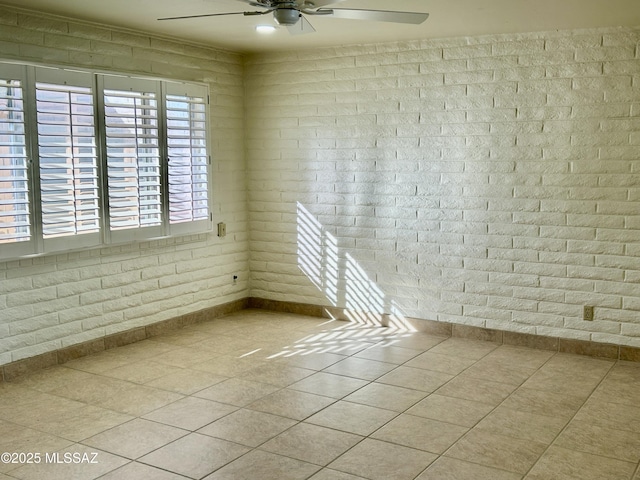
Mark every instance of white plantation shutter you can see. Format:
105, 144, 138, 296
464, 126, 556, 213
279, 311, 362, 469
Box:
101, 77, 163, 241
165, 82, 210, 235
0, 65, 32, 257
0, 61, 212, 260
34, 68, 101, 252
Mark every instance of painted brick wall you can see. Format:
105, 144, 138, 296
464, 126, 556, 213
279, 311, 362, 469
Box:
246, 28, 640, 347
0, 7, 248, 364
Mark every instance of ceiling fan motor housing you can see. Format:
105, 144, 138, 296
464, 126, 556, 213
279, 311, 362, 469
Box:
273, 8, 300, 25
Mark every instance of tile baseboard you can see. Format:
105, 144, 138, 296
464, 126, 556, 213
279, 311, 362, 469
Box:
2, 296, 639, 382
1, 298, 249, 382
248, 297, 640, 363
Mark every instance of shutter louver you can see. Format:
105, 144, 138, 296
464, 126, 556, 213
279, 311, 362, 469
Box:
0, 79, 30, 244
36, 82, 100, 238
104, 89, 161, 231
0, 61, 211, 260
166, 94, 209, 224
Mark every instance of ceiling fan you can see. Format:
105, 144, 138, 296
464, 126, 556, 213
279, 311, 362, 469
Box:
158, 0, 429, 35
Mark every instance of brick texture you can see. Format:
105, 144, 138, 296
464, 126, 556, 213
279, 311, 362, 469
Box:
2, 7, 640, 364
0, 7, 248, 364
245, 27, 640, 348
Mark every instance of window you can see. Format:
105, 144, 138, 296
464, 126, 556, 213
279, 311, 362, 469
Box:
101, 76, 164, 243
36, 68, 101, 254
166, 84, 210, 230
0, 62, 212, 260
0, 64, 31, 259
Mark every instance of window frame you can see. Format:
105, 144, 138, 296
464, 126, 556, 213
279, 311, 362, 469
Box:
0, 61, 213, 261
164, 81, 212, 237
0, 63, 33, 260
34, 66, 103, 254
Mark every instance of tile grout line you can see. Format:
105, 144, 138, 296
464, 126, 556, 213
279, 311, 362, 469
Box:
4, 313, 639, 480
420, 346, 591, 478
408, 341, 515, 478
307, 336, 496, 479
517, 355, 620, 479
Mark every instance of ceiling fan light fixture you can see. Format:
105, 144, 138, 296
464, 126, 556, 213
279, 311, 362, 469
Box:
273, 8, 300, 26
255, 24, 277, 33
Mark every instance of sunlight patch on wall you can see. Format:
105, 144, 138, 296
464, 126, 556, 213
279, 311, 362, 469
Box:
297, 202, 416, 331
297, 202, 339, 306
346, 252, 385, 325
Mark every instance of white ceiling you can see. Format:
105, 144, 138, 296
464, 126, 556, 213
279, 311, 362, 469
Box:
3, 0, 640, 54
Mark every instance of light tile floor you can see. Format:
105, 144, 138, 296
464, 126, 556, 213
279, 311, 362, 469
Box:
1, 309, 640, 480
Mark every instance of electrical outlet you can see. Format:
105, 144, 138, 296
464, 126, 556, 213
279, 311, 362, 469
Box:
583, 305, 594, 321
217, 222, 226, 237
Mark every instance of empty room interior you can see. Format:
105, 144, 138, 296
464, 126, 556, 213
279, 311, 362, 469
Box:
1, 0, 640, 479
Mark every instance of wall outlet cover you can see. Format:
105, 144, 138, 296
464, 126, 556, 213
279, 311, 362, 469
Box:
583, 305, 594, 321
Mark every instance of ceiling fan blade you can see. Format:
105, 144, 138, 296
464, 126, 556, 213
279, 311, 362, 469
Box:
317, 8, 429, 25
158, 10, 269, 21
287, 15, 316, 35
